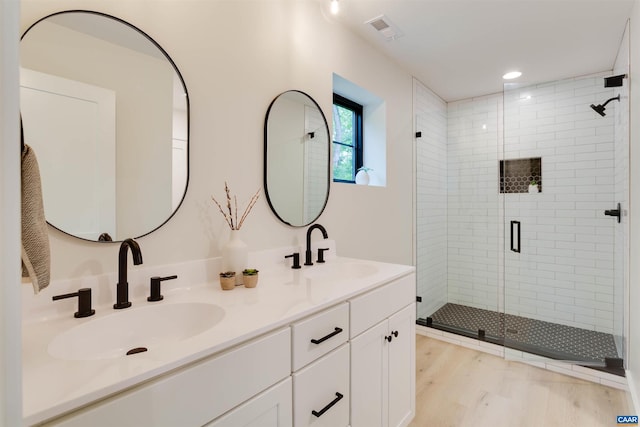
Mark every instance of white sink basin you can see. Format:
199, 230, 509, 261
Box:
303, 261, 379, 281
48, 302, 225, 361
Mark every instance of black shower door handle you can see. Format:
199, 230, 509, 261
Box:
510, 221, 521, 253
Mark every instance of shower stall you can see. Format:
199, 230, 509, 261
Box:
415, 72, 628, 372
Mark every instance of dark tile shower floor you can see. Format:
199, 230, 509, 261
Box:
427, 303, 619, 363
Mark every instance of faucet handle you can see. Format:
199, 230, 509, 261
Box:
317, 248, 330, 263
148, 275, 178, 302
52, 288, 95, 318
285, 253, 301, 269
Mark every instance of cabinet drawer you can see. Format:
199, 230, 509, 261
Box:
45, 328, 291, 427
349, 273, 415, 338
291, 303, 348, 371
293, 344, 349, 427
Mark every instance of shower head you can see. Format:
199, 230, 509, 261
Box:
590, 95, 620, 117
590, 103, 606, 116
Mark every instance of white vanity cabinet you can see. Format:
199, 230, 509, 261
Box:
291, 303, 350, 427
43, 328, 292, 427
349, 274, 416, 427
28, 262, 416, 427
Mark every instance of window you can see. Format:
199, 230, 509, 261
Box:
332, 94, 363, 183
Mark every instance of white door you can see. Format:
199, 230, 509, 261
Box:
20, 68, 116, 240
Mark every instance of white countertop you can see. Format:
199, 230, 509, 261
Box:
22, 253, 414, 425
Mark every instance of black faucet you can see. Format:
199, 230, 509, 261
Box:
304, 224, 328, 266
114, 238, 143, 309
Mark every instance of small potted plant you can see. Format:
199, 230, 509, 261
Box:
355, 167, 373, 185
242, 269, 259, 288
528, 180, 539, 194
219, 271, 236, 290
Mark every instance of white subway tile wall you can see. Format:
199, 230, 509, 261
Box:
304, 104, 329, 223
416, 73, 625, 337
503, 76, 616, 334
447, 94, 501, 312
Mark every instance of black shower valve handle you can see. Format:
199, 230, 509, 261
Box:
52, 288, 95, 318
148, 275, 178, 302
604, 203, 622, 223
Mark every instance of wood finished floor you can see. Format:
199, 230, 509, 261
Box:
410, 335, 632, 427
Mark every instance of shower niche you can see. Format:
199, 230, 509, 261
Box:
499, 157, 541, 193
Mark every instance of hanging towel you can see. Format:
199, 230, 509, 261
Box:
21, 144, 50, 294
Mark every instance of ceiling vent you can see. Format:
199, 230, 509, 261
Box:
365, 15, 404, 41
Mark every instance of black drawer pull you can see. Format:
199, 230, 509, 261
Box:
310, 327, 343, 345
311, 392, 344, 417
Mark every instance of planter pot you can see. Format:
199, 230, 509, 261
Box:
219, 275, 236, 290
243, 274, 259, 288
528, 184, 539, 194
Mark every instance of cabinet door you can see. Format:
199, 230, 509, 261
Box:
387, 304, 416, 427
350, 320, 388, 427
206, 378, 292, 427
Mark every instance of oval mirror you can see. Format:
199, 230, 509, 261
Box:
20, 11, 189, 242
264, 91, 330, 227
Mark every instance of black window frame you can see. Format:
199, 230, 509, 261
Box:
332, 93, 363, 183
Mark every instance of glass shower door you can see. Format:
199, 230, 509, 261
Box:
415, 90, 503, 344
502, 76, 626, 370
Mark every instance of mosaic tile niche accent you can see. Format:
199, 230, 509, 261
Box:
500, 157, 542, 193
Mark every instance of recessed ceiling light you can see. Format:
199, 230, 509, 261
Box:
503, 71, 522, 80
330, 0, 339, 15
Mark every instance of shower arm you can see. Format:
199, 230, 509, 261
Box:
601, 95, 621, 108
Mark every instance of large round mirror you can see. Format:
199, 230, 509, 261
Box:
264, 90, 330, 227
20, 10, 189, 242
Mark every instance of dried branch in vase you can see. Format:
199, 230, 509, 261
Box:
211, 182, 260, 230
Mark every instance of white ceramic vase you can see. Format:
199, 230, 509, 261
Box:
222, 230, 248, 285
355, 170, 370, 185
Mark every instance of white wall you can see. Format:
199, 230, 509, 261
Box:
0, 2, 23, 425
19, 1, 414, 280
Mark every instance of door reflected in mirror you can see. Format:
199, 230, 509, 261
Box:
20, 10, 189, 242
264, 91, 330, 227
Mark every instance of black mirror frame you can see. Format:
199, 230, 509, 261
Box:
20, 10, 190, 243
263, 90, 330, 227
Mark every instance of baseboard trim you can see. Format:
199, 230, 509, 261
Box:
625, 370, 640, 415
